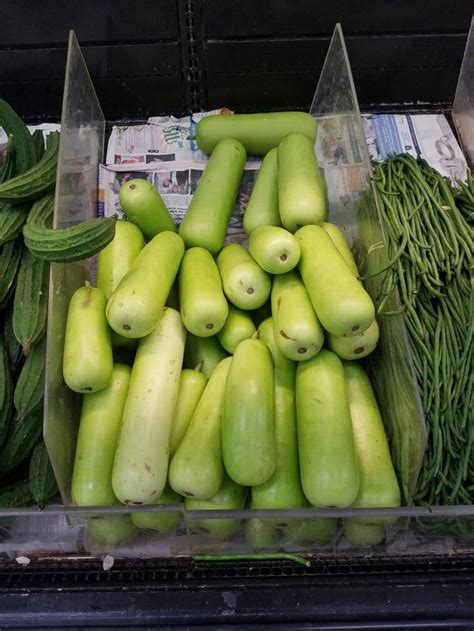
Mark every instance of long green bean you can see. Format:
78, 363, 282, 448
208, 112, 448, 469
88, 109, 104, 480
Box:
372, 154, 472, 506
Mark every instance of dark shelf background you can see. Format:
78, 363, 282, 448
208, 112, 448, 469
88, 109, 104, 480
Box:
0, 0, 470, 120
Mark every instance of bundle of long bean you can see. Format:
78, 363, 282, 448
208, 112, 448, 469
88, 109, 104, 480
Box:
370, 154, 473, 506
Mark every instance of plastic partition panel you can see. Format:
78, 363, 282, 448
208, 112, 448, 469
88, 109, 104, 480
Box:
183, 506, 474, 559
44, 31, 105, 504
0, 503, 471, 559
309, 24, 426, 502
453, 16, 474, 167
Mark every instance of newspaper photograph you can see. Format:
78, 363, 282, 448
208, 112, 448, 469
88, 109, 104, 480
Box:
99, 160, 260, 247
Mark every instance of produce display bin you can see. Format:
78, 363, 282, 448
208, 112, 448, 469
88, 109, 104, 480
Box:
3, 22, 470, 559
40, 25, 434, 558
0, 5, 473, 628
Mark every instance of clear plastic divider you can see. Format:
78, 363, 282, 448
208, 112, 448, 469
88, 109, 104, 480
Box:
453, 16, 474, 167
44, 31, 105, 504
310, 24, 426, 502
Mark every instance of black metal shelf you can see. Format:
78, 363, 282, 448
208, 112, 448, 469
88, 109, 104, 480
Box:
0, 555, 472, 628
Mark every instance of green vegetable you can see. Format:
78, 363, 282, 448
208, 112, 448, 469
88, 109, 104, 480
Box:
0, 480, 34, 507
131, 485, 182, 532
3, 302, 22, 369
344, 362, 400, 522
183, 334, 228, 379
222, 338, 276, 486
179, 247, 229, 337
278, 132, 326, 231
0, 137, 30, 246
285, 518, 338, 546
0, 333, 13, 449
85, 515, 137, 546
110, 330, 138, 351
196, 111, 317, 156
271, 271, 324, 361
250, 300, 272, 327
106, 230, 184, 338
23, 192, 117, 263
63, 284, 113, 393
355, 195, 424, 504
185, 473, 247, 540
0, 203, 30, 246
0, 98, 36, 174
13, 335, 46, 420
0, 131, 59, 203
169, 367, 207, 456
249, 225, 300, 275
31, 129, 45, 161
29, 440, 58, 508
165, 282, 180, 310
245, 510, 279, 549
119, 178, 176, 239
253, 318, 307, 509
12, 247, 49, 354
370, 154, 473, 505
327, 319, 380, 361
71, 364, 131, 506
96, 220, 145, 300
217, 305, 256, 354
0, 409, 43, 479
296, 224, 375, 337
243, 148, 280, 235
217, 243, 271, 310
296, 349, 359, 507
343, 520, 385, 546
322, 221, 359, 277
179, 137, 246, 254
0, 239, 23, 309
0, 135, 15, 183
112, 308, 185, 505
169, 357, 231, 499
454, 169, 474, 223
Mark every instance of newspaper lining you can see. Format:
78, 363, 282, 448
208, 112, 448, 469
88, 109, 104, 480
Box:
362, 113, 467, 180
100, 111, 468, 241
99, 159, 261, 248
